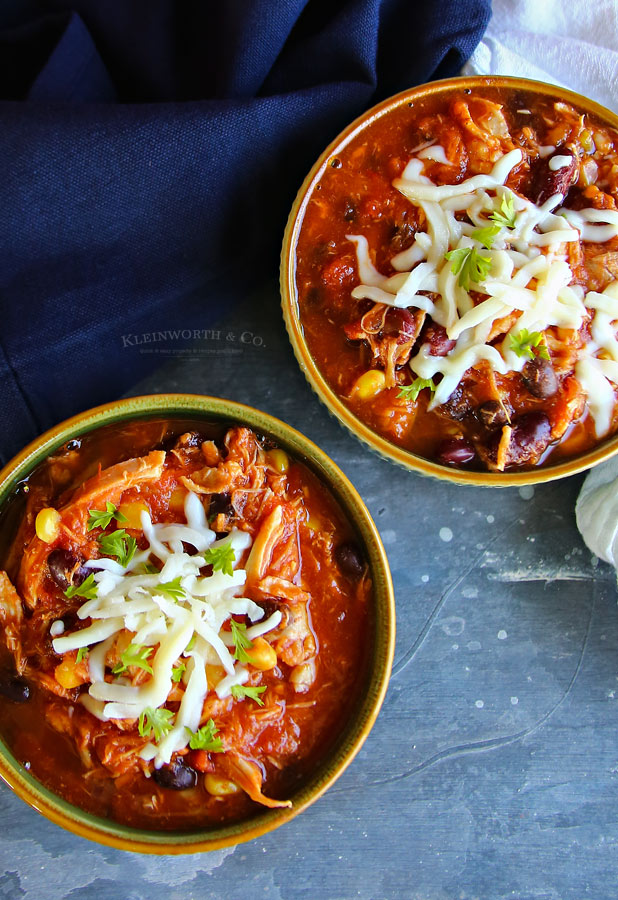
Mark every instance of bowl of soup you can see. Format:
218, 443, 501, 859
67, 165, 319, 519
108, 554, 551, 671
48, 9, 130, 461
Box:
0, 394, 394, 852
281, 75, 618, 485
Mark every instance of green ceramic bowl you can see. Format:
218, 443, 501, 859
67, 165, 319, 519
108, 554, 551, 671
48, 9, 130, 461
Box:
0, 394, 394, 853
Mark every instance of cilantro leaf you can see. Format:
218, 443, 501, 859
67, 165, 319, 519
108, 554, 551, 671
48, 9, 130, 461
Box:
509, 329, 550, 361
113, 643, 153, 675
445, 246, 492, 290
142, 562, 159, 575
231, 684, 267, 706
76, 647, 89, 664
185, 719, 224, 752
230, 619, 253, 663
158, 577, 185, 601
171, 662, 186, 683
87, 502, 127, 532
204, 543, 236, 577
471, 224, 501, 250
490, 193, 517, 229
64, 573, 98, 600
98, 529, 137, 568
185, 633, 196, 652
397, 377, 436, 403
138, 706, 174, 742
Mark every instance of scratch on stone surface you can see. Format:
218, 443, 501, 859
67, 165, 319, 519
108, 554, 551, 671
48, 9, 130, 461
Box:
0, 837, 235, 899
487, 566, 597, 584
391, 517, 521, 679
338, 588, 596, 793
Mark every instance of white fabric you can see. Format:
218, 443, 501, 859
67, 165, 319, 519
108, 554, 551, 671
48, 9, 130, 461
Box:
464, 0, 618, 115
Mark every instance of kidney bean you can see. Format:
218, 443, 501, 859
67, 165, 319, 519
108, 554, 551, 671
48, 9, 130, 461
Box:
388, 219, 415, 253
423, 323, 456, 357
0, 673, 30, 703
436, 437, 476, 467
476, 400, 509, 428
534, 153, 577, 206
486, 412, 551, 468
47, 549, 87, 591
334, 542, 365, 580
152, 758, 197, 790
521, 357, 558, 399
383, 308, 417, 338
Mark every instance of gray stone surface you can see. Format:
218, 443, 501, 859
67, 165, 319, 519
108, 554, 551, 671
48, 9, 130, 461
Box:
2, 283, 618, 899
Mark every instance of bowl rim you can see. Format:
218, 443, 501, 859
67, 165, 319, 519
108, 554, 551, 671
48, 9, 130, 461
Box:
0, 393, 395, 854
281, 73, 618, 486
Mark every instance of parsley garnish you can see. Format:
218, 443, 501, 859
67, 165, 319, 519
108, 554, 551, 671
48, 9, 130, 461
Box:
185, 633, 196, 652
231, 684, 267, 706
204, 543, 236, 577
142, 562, 159, 575
490, 193, 517, 229
171, 662, 186, 683
397, 377, 436, 403
185, 719, 224, 752
98, 529, 137, 568
445, 246, 492, 290
76, 647, 89, 664
112, 643, 153, 675
230, 619, 253, 663
471, 224, 501, 249
509, 329, 550, 361
138, 706, 174, 742
64, 573, 98, 600
87, 502, 127, 532
158, 577, 185, 601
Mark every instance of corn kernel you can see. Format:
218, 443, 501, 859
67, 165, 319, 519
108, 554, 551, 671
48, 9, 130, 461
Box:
265, 449, 289, 474
117, 501, 149, 530
204, 773, 240, 796
351, 370, 386, 400
245, 637, 277, 671
306, 512, 321, 533
55, 656, 88, 690
168, 488, 187, 515
35, 507, 61, 543
580, 129, 595, 153
206, 664, 225, 690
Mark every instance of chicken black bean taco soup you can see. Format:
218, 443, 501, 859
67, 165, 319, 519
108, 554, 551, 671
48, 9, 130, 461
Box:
293, 82, 618, 473
0, 417, 373, 831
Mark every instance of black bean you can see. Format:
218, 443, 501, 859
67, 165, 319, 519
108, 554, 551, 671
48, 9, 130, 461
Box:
0, 674, 30, 703
47, 548, 83, 591
343, 200, 357, 222
334, 541, 365, 580
208, 492, 233, 518
476, 400, 509, 428
152, 758, 197, 790
436, 437, 476, 467
521, 357, 558, 399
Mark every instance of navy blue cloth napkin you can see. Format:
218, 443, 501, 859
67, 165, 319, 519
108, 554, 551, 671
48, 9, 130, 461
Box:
0, 0, 490, 464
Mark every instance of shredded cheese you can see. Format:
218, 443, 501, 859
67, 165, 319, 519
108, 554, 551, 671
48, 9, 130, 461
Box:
51, 491, 281, 767
347, 146, 618, 434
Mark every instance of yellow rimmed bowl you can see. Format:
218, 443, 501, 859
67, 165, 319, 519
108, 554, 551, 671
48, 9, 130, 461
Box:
281, 74, 618, 486
0, 394, 394, 853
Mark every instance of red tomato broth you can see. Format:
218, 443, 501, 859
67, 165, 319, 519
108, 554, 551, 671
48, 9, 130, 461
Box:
0, 419, 371, 830
295, 85, 618, 472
